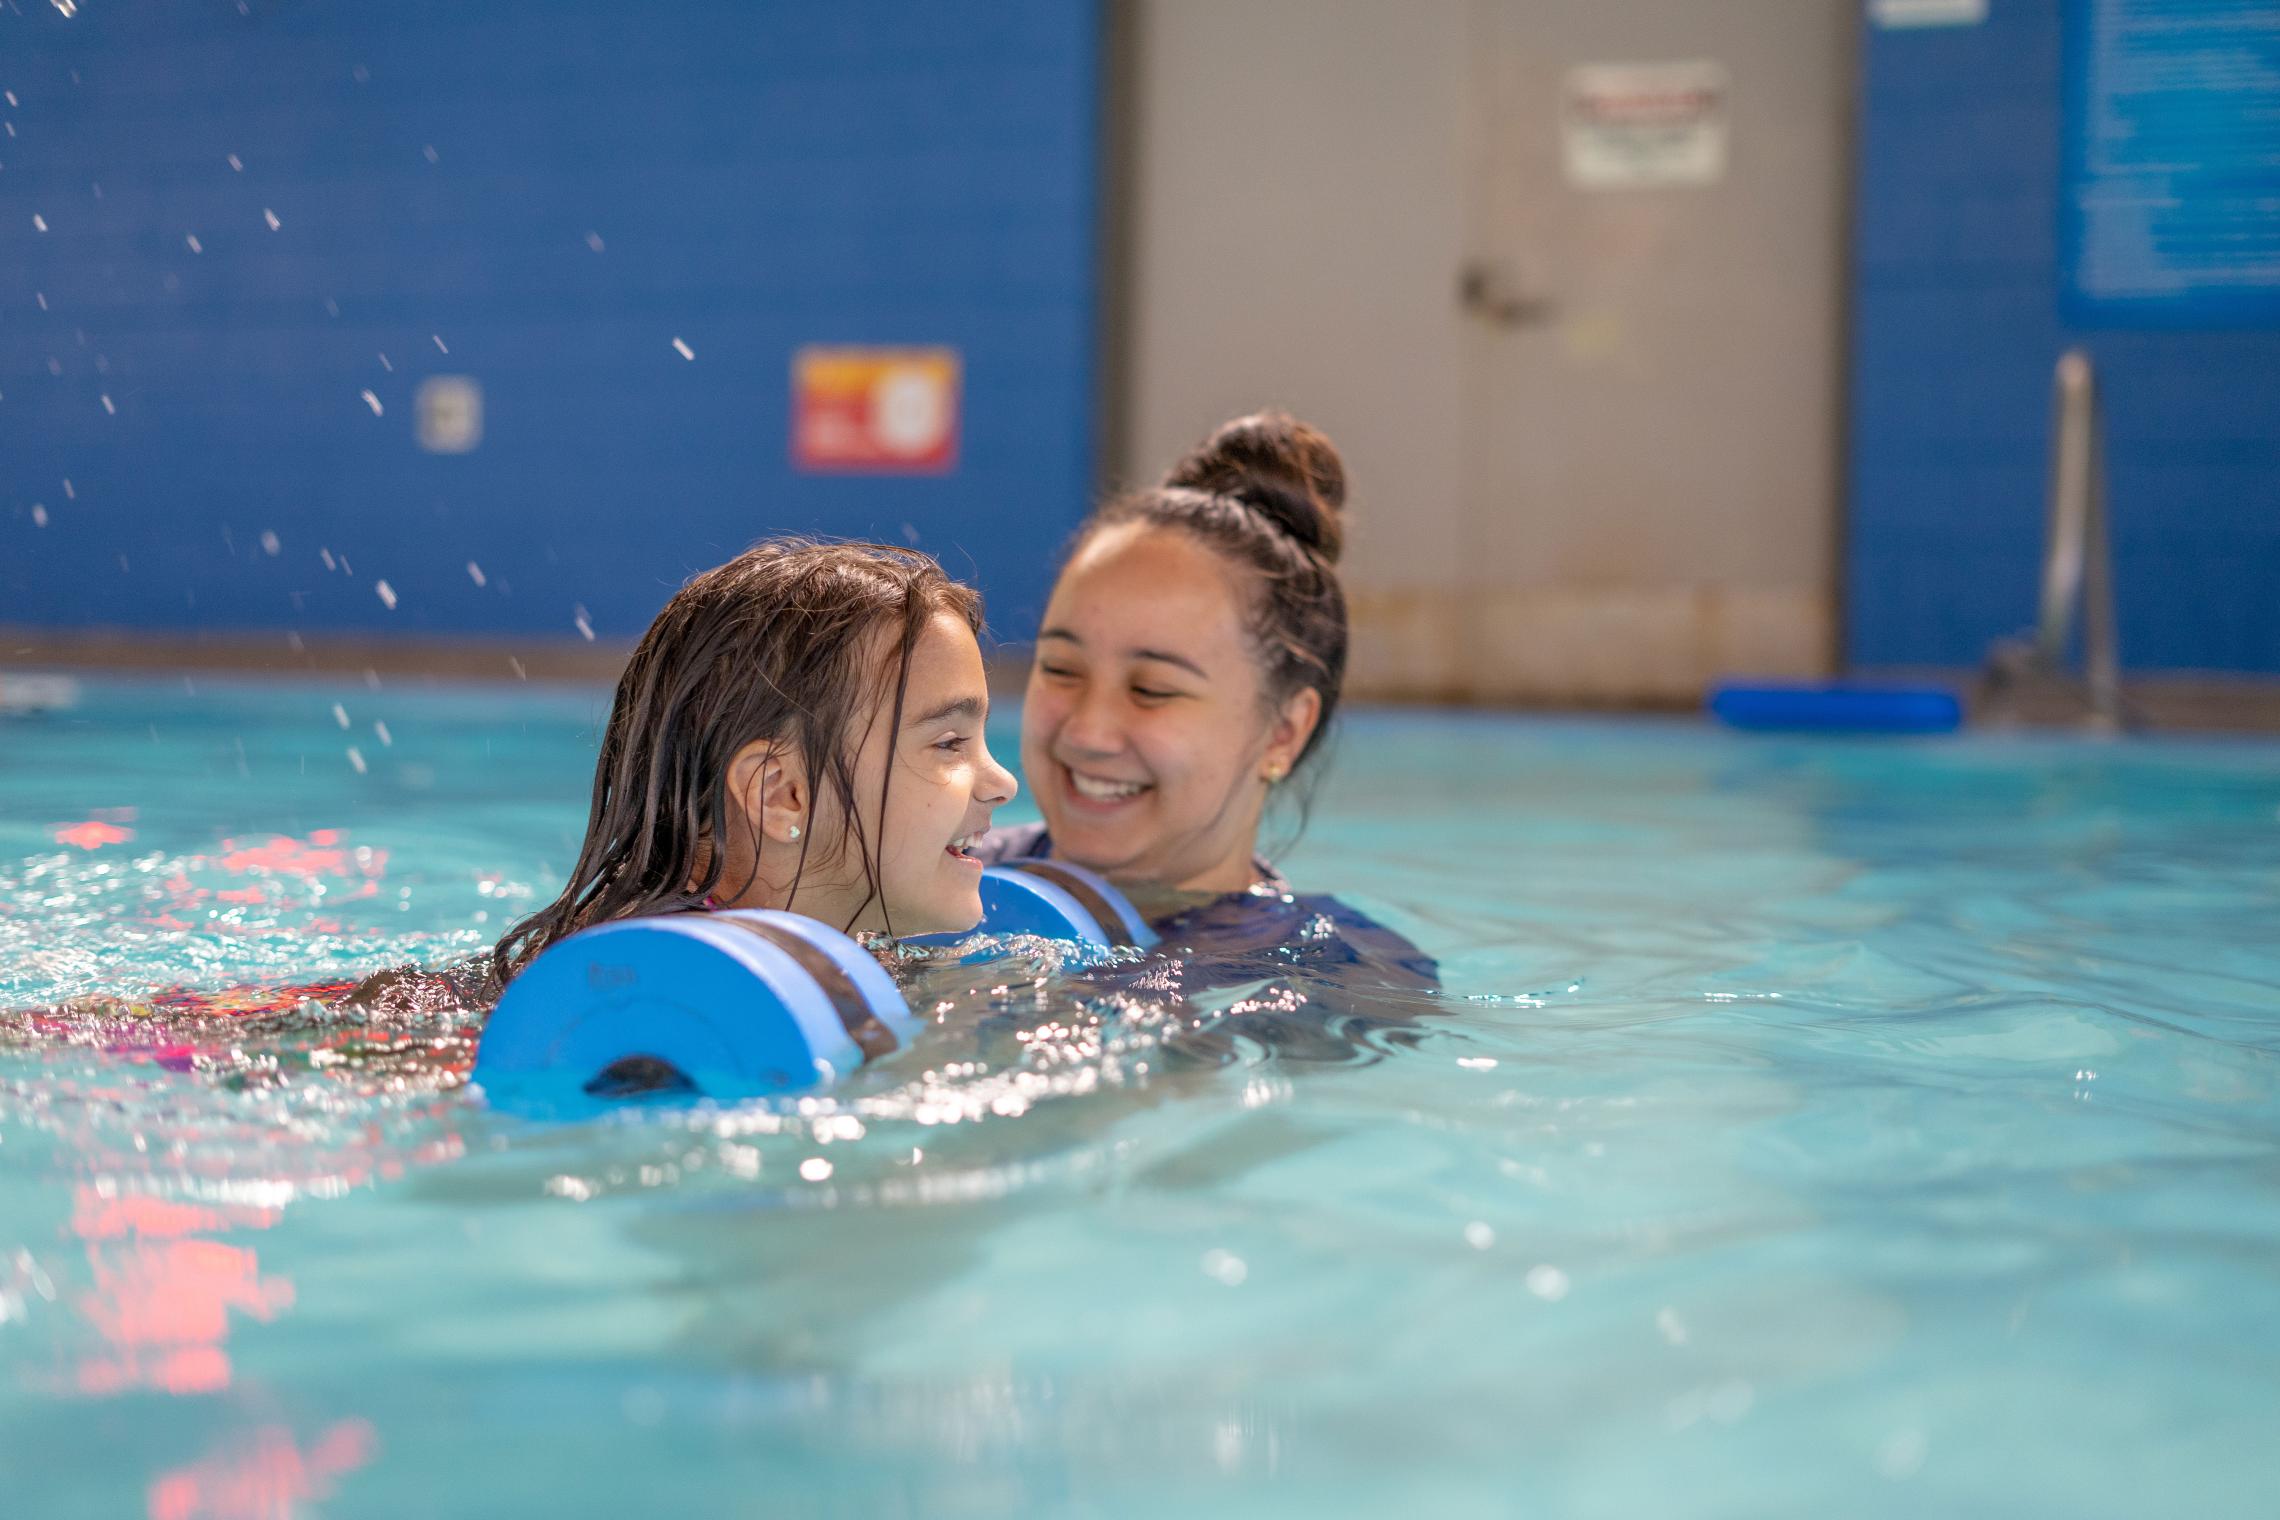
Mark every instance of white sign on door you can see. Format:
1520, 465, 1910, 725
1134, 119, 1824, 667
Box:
1561, 60, 1729, 190
1868, 0, 1987, 28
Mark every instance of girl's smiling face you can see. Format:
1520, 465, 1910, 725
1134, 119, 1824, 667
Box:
863, 610, 1019, 934
724, 610, 1016, 935
1022, 522, 1318, 893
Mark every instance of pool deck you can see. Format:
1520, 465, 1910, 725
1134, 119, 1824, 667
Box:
7, 631, 2280, 735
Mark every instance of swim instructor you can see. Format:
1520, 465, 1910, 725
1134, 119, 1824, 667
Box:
973, 409, 1348, 898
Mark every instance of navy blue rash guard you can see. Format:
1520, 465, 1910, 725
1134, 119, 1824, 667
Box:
969, 821, 1290, 892
967, 824, 1442, 1067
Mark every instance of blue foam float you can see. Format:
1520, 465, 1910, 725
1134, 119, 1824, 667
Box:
958, 858, 1156, 951
1708, 682, 1963, 734
473, 860, 1151, 1112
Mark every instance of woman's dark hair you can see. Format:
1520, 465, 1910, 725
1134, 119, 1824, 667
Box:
1082, 410, 1349, 778
494, 538, 980, 981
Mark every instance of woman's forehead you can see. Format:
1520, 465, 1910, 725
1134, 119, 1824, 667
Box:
1050, 526, 1248, 656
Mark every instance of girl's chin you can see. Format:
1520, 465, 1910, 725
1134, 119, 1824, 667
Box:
905, 892, 984, 938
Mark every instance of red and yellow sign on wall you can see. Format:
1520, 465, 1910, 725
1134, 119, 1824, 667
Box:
791, 346, 961, 474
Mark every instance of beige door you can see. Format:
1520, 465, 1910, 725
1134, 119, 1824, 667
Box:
1451, 0, 1853, 703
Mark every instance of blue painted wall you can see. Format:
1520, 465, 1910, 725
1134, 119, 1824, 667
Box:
1849, 4, 2280, 673
1, 0, 1097, 642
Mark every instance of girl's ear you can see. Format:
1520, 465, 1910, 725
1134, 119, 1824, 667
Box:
1260, 685, 1323, 784
729, 738, 810, 844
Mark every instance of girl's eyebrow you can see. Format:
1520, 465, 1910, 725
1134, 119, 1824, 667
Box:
905, 695, 985, 728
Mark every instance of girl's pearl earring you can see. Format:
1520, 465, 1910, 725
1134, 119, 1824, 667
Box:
786, 825, 801, 840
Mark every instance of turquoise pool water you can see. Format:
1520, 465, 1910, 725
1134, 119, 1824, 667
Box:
3, 675, 2277, 1517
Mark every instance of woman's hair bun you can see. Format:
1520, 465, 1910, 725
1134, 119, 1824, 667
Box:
1162, 410, 1346, 565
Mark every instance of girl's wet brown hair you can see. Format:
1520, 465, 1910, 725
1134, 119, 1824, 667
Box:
1081, 409, 1350, 779
494, 539, 981, 981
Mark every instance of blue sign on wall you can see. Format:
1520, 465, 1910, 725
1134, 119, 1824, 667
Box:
1850, 0, 2280, 674
2061, 0, 2280, 327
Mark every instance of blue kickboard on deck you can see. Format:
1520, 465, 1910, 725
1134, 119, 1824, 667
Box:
1709, 683, 1963, 734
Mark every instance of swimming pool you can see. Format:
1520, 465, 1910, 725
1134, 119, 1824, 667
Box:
3, 675, 2276, 1516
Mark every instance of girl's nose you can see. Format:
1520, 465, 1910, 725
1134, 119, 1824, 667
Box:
979, 742, 1018, 806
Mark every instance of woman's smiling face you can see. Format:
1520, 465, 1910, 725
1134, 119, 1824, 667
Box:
1022, 522, 1315, 893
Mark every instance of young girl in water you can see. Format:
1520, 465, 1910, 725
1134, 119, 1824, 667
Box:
494, 538, 1018, 981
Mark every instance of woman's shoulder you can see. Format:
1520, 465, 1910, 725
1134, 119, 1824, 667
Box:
1157, 889, 1439, 984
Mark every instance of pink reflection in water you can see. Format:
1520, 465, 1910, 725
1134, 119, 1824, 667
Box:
70, 1189, 291, 1397
54, 819, 135, 850
146, 1420, 378, 1520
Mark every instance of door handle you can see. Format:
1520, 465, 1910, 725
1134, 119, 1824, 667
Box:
1458, 261, 1555, 328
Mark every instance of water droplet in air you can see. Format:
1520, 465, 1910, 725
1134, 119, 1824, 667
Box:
671, 337, 694, 360
1525, 1265, 1570, 1301
1463, 1221, 1495, 1251
373, 721, 392, 747
346, 747, 367, 774
352, 64, 370, 83
259, 530, 280, 555
585, 231, 605, 252
374, 580, 398, 610
432, 334, 448, 354
799, 1157, 832, 1182
263, 208, 280, 230
332, 704, 350, 729
185, 234, 202, 253
423, 145, 438, 163
466, 561, 487, 587
4, 92, 16, 107
30, 504, 48, 527
1201, 1249, 1249, 1287
31, 213, 46, 231
1875, 1428, 1928, 1481
360, 389, 383, 416
99, 394, 114, 414
573, 608, 595, 641
35, 292, 46, 309
376, 352, 391, 372
227, 153, 243, 171
320, 547, 337, 571
61, 479, 73, 499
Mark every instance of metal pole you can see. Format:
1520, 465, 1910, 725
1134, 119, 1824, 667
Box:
2035, 349, 2095, 668
2028, 348, 2124, 732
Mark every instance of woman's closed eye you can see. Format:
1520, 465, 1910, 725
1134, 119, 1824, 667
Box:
1130, 684, 1182, 704
932, 733, 973, 753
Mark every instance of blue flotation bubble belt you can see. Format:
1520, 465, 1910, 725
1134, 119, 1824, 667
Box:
473, 861, 1151, 1113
